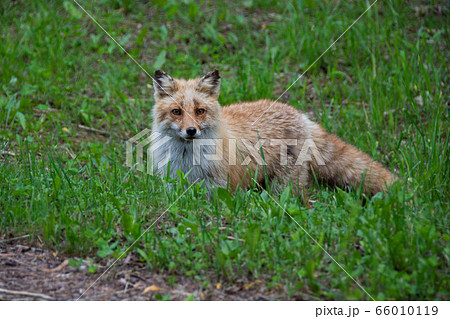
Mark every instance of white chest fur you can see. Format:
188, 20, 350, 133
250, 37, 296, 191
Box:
150, 128, 225, 187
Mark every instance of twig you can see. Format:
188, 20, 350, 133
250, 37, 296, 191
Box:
78, 124, 111, 136
130, 274, 147, 283
4, 257, 27, 266
0, 288, 54, 300
0, 151, 16, 157
40, 259, 69, 273
0, 234, 29, 242
227, 236, 244, 242
63, 146, 76, 160
32, 107, 58, 114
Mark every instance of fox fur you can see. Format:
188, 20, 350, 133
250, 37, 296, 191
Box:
150, 69, 395, 196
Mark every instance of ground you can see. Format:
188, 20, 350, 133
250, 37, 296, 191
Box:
1, 240, 287, 300
0, 0, 448, 300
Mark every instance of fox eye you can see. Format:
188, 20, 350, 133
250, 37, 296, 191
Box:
171, 109, 182, 116
196, 108, 205, 115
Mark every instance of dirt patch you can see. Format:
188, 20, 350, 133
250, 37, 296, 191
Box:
0, 241, 290, 301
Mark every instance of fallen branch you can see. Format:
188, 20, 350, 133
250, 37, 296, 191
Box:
227, 236, 244, 242
0, 288, 54, 300
40, 259, 69, 272
0, 234, 29, 242
0, 151, 16, 157
63, 146, 76, 160
78, 124, 110, 136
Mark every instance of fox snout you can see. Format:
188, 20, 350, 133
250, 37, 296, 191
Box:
186, 127, 197, 137
179, 125, 201, 140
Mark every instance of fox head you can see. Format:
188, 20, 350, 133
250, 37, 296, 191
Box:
152, 69, 222, 140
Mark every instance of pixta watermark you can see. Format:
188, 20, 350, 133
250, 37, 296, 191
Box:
126, 129, 325, 175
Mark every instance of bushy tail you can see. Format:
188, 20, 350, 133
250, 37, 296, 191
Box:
310, 125, 396, 196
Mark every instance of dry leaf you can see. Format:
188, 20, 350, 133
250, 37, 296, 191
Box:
143, 285, 161, 294
243, 280, 262, 290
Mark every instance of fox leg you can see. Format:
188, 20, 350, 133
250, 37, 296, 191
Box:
309, 125, 395, 196
279, 162, 312, 208
297, 166, 312, 208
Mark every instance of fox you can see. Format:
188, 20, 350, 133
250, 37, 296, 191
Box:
150, 69, 396, 198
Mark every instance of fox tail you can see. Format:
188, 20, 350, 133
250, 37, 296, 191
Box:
308, 124, 396, 196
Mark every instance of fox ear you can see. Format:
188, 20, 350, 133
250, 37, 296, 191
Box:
153, 70, 177, 99
197, 69, 221, 98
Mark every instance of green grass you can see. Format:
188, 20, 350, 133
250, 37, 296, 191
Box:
0, 0, 448, 300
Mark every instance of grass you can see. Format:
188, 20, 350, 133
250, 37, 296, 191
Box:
0, 0, 448, 300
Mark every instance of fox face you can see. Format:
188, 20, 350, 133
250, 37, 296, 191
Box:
152, 70, 222, 140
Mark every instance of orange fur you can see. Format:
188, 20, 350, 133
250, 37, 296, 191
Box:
151, 70, 396, 197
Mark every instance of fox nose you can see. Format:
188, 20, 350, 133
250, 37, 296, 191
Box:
186, 127, 197, 137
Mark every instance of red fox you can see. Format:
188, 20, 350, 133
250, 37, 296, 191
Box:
150, 69, 395, 197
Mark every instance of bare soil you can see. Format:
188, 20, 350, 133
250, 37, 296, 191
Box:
0, 240, 288, 301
